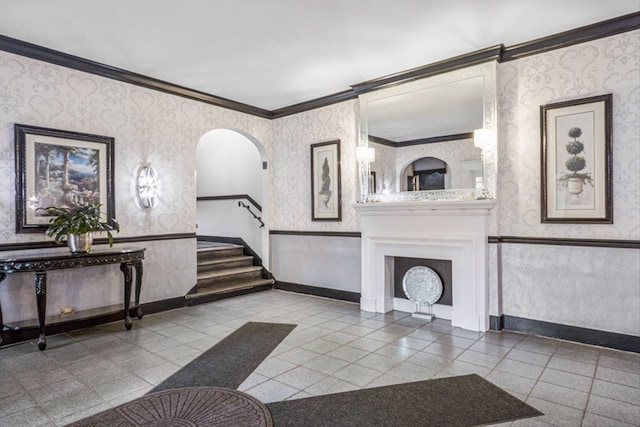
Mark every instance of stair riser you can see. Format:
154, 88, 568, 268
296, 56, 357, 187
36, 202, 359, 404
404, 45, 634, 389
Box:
197, 271, 263, 289
198, 258, 253, 274
197, 248, 244, 263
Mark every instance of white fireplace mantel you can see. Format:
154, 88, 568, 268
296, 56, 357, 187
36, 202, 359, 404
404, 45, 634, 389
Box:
354, 199, 495, 332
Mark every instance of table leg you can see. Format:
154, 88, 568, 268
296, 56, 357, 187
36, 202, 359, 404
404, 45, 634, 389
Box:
133, 260, 143, 319
0, 273, 5, 345
120, 263, 133, 331
35, 271, 47, 350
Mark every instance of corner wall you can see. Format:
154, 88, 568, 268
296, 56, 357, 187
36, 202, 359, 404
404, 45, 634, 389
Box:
0, 50, 271, 323
494, 30, 640, 336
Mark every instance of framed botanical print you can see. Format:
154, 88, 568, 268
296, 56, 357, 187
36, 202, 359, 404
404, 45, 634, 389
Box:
311, 139, 341, 221
540, 94, 613, 223
15, 124, 115, 232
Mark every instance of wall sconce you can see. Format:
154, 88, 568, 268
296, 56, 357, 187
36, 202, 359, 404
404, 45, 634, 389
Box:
473, 129, 494, 194
356, 146, 376, 163
356, 146, 375, 203
137, 165, 158, 208
473, 128, 495, 148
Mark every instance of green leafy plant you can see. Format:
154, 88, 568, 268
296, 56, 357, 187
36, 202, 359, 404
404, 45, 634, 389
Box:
37, 202, 120, 246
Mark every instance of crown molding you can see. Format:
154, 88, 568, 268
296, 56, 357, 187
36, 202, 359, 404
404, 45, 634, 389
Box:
502, 11, 640, 62
0, 13, 637, 120
0, 34, 273, 119
351, 45, 504, 95
369, 132, 474, 148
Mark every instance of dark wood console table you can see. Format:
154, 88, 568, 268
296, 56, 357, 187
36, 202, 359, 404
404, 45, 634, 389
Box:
0, 247, 145, 350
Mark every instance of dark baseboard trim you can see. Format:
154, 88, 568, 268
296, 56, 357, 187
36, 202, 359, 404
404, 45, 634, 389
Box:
197, 194, 262, 212
502, 12, 640, 62
274, 281, 360, 303
0, 35, 271, 119
0, 233, 196, 252
489, 315, 505, 331
269, 230, 361, 238
490, 236, 639, 249
0, 297, 186, 347
501, 315, 639, 354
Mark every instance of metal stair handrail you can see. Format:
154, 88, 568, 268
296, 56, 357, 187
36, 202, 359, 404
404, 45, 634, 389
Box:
238, 201, 265, 228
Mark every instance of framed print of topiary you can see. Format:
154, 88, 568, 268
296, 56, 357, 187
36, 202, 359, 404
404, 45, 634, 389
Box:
540, 94, 612, 223
310, 139, 341, 221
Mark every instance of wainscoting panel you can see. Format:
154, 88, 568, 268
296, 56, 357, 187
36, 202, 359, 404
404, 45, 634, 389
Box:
270, 232, 361, 293
500, 243, 639, 337
0, 237, 197, 324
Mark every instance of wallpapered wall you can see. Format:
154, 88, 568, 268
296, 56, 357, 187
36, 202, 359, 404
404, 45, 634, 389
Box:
497, 30, 639, 239
0, 51, 271, 243
0, 50, 271, 322
270, 101, 360, 231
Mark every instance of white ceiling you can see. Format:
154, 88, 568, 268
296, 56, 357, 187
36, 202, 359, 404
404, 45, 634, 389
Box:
0, 0, 638, 111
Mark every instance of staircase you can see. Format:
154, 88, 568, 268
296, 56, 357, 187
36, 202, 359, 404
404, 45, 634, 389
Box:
186, 241, 274, 304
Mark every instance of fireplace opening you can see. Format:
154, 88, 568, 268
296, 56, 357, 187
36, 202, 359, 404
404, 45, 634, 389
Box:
394, 257, 452, 306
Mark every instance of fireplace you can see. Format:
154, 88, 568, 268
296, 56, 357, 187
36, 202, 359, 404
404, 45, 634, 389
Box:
354, 199, 495, 332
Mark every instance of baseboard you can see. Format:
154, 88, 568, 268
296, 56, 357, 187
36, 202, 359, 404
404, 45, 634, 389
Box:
493, 314, 639, 353
489, 315, 505, 331
274, 281, 360, 303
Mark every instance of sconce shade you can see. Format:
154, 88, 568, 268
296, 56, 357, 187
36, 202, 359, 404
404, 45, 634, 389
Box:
356, 146, 376, 162
137, 165, 158, 208
473, 128, 495, 148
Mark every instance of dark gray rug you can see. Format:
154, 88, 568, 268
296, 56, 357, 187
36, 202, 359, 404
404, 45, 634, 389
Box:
151, 321, 296, 392
67, 386, 273, 427
266, 374, 543, 427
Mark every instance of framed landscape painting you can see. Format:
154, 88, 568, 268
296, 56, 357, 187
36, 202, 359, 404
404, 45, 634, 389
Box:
540, 94, 612, 223
311, 139, 341, 221
15, 124, 115, 233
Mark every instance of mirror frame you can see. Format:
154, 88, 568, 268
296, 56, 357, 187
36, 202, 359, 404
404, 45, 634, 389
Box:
358, 61, 497, 201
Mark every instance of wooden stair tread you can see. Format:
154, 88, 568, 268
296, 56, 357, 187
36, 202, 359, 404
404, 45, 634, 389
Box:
186, 279, 274, 299
197, 256, 253, 266
197, 265, 262, 280
196, 243, 243, 253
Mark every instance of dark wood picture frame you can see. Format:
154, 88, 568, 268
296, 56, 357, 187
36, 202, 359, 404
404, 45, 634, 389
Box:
15, 124, 116, 233
310, 139, 342, 221
540, 94, 612, 223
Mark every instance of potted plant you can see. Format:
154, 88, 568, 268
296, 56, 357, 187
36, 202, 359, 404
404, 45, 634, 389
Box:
38, 202, 119, 253
557, 126, 593, 203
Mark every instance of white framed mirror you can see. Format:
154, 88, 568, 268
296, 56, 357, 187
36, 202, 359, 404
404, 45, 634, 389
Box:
358, 61, 497, 202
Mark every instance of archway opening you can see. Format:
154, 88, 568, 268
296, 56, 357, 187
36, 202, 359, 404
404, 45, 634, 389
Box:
195, 129, 269, 266
400, 157, 450, 192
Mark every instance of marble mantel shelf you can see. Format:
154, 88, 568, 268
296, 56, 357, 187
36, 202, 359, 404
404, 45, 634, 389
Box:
353, 198, 495, 214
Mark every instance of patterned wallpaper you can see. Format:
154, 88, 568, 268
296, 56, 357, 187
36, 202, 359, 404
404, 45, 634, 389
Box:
270, 100, 360, 231
1, 29, 638, 242
0, 51, 271, 243
497, 30, 639, 239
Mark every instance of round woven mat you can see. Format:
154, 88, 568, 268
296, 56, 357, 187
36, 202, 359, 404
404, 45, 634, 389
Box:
68, 386, 273, 426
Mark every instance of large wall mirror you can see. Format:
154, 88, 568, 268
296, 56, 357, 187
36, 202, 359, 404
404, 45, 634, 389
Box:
358, 61, 497, 201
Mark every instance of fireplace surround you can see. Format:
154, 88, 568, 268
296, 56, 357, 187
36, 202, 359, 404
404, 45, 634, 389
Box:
354, 199, 495, 332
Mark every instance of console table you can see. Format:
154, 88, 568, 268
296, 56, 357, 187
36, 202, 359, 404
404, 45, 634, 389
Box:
0, 247, 145, 350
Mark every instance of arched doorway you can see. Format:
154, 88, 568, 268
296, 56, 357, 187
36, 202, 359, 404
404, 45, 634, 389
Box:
195, 129, 269, 268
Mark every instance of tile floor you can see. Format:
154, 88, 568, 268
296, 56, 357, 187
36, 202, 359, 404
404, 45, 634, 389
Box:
0, 290, 638, 426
